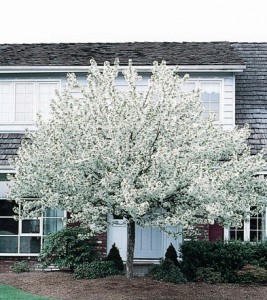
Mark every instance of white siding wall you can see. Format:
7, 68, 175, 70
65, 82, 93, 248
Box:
222, 76, 235, 129
0, 72, 236, 131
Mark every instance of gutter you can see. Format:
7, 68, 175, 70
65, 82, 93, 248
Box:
0, 166, 15, 173
0, 65, 246, 74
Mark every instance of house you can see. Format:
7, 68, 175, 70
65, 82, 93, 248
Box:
0, 42, 266, 261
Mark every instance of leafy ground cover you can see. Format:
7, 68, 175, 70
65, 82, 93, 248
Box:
0, 284, 56, 300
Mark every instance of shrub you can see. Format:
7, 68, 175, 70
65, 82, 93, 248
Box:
105, 243, 124, 272
237, 264, 267, 284
251, 241, 267, 269
38, 226, 98, 271
165, 243, 179, 267
74, 260, 120, 279
180, 240, 214, 281
212, 241, 253, 282
147, 259, 186, 284
196, 267, 223, 284
10, 260, 31, 273
180, 240, 255, 282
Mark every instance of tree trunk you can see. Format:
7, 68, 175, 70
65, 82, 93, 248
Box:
126, 219, 135, 279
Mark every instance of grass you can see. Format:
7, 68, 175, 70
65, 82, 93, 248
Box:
0, 284, 57, 300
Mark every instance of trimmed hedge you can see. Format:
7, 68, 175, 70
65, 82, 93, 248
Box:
179, 240, 214, 281
180, 240, 267, 283
74, 260, 121, 279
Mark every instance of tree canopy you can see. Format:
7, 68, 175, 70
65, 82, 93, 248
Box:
8, 60, 267, 277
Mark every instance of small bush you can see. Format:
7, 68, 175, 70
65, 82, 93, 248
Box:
74, 260, 120, 279
251, 242, 267, 269
196, 267, 223, 284
165, 243, 179, 267
38, 226, 98, 271
180, 240, 214, 281
148, 259, 186, 284
212, 241, 253, 282
105, 243, 124, 271
180, 240, 256, 282
10, 260, 31, 273
237, 264, 267, 284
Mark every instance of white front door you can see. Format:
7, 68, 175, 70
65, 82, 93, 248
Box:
107, 215, 182, 261
134, 226, 162, 259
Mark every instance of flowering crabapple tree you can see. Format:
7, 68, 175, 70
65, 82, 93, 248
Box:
8, 60, 267, 279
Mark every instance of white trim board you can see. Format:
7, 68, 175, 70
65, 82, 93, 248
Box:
0, 65, 246, 74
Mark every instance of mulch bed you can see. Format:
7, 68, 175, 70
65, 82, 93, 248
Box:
0, 261, 267, 300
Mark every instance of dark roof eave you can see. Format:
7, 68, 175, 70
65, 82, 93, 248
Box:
0, 42, 244, 66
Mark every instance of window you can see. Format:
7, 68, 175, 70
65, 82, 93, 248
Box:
184, 79, 222, 122
226, 207, 266, 242
43, 208, 64, 235
200, 82, 221, 121
0, 200, 65, 255
0, 81, 59, 123
0, 175, 65, 255
0, 83, 12, 122
250, 207, 264, 241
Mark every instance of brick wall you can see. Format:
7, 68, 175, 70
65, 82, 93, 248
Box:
209, 223, 224, 242
95, 232, 107, 258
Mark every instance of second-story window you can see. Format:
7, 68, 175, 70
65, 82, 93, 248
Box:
184, 79, 222, 122
0, 81, 59, 123
200, 81, 221, 121
15, 83, 35, 122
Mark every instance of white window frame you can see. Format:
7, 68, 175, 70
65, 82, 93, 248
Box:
224, 207, 267, 242
186, 78, 224, 123
0, 195, 66, 256
0, 79, 61, 131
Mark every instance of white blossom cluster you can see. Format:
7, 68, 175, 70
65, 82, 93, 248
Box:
8, 60, 267, 235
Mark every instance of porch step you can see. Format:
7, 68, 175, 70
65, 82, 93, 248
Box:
132, 262, 159, 277
133, 265, 149, 277
34, 262, 157, 276
34, 263, 69, 272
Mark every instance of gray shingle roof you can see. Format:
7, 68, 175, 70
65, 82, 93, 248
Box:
0, 42, 243, 66
0, 133, 25, 165
1, 42, 267, 166
231, 43, 267, 155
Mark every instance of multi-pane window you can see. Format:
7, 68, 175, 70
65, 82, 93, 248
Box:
249, 207, 264, 241
0, 200, 19, 253
0, 81, 59, 123
184, 80, 222, 121
0, 83, 12, 122
0, 199, 65, 255
227, 207, 265, 242
200, 82, 221, 121
15, 83, 35, 122
43, 208, 64, 235
0, 175, 65, 255
38, 82, 59, 119
229, 221, 245, 241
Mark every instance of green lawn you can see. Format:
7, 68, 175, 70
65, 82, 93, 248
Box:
0, 285, 57, 300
